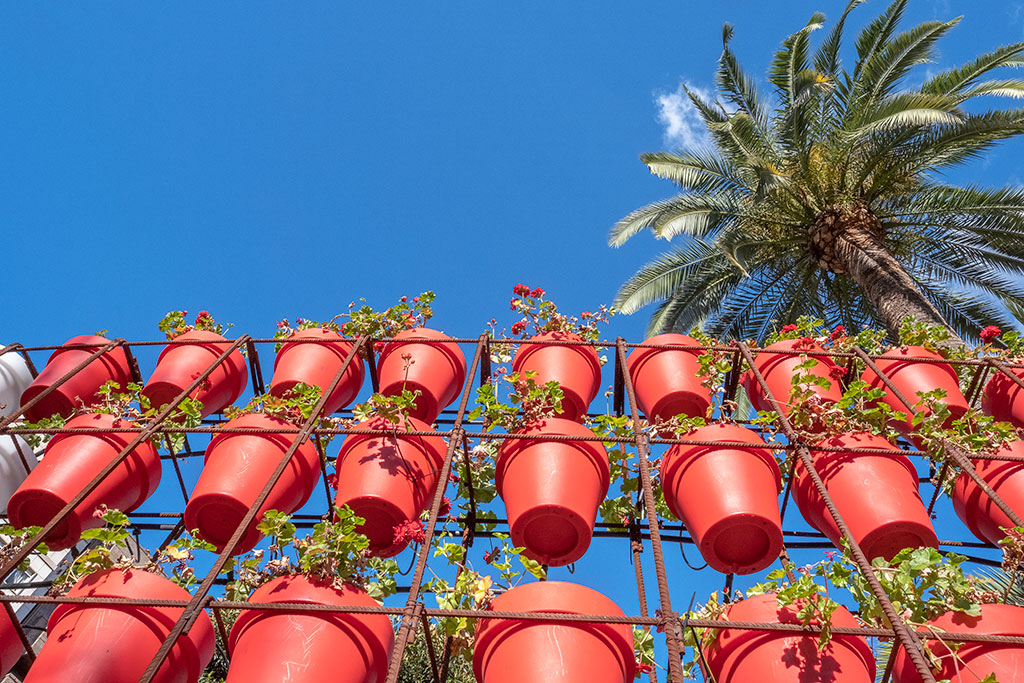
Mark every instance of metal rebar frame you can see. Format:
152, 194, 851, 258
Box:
1, 334, 1023, 683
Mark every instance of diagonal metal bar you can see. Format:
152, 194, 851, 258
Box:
137, 335, 368, 683
739, 342, 937, 683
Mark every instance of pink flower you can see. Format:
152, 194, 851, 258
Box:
980, 325, 1002, 343
392, 519, 425, 545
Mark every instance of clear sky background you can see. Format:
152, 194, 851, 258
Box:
3, 1, 1023, 677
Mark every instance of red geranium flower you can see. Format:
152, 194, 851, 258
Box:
530, 287, 544, 298
830, 325, 846, 340
828, 366, 848, 381
780, 324, 798, 334
980, 325, 1002, 343
483, 548, 498, 564
438, 496, 450, 517
636, 663, 653, 675
392, 519, 425, 546
512, 284, 531, 297
511, 321, 527, 335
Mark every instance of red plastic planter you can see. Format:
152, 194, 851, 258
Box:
333, 415, 447, 557
8, 413, 161, 550
269, 328, 364, 415
626, 333, 711, 422
660, 423, 782, 574
793, 432, 937, 561
893, 604, 1024, 683
982, 365, 1024, 429
377, 327, 466, 424
512, 331, 602, 422
226, 575, 394, 683
20, 335, 132, 422
474, 581, 636, 683
704, 593, 874, 683
741, 339, 843, 418
25, 569, 214, 683
0, 605, 23, 679
496, 418, 610, 566
184, 413, 320, 555
952, 440, 1024, 546
143, 330, 248, 418
861, 345, 968, 437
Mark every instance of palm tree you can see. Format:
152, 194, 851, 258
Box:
610, 0, 1024, 344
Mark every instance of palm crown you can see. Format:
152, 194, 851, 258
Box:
611, 0, 1024, 344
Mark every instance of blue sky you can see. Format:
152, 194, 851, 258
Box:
3, 1, 1023, 676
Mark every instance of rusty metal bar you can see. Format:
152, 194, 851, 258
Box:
138, 336, 368, 683
245, 339, 266, 396
739, 342, 937, 683
4, 601, 35, 663
630, 514, 657, 683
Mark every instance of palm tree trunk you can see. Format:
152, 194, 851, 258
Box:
832, 223, 966, 348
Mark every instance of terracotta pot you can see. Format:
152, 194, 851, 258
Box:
226, 575, 393, 683
793, 432, 937, 561
952, 440, 1024, 546
377, 328, 466, 423
660, 423, 782, 574
269, 328, 364, 415
20, 335, 132, 422
142, 330, 248, 418
496, 418, 610, 566
333, 415, 446, 557
704, 593, 874, 683
512, 331, 601, 422
0, 434, 36, 514
184, 413, 320, 555
741, 339, 843, 419
25, 568, 214, 683
626, 333, 712, 422
0, 345, 34, 419
861, 345, 968, 437
8, 413, 161, 550
983, 365, 1024, 429
893, 604, 1024, 683
0, 605, 23, 679
474, 581, 635, 683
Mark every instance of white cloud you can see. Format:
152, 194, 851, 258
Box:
655, 83, 713, 150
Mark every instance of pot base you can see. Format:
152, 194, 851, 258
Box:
185, 493, 259, 554
703, 512, 782, 575
9, 489, 77, 551
345, 495, 408, 558
859, 521, 938, 563
511, 503, 590, 567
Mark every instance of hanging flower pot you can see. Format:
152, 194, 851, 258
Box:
0, 345, 34, 419
704, 593, 874, 683
8, 413, 161, 550
792, 432, 937, 561
496, 417, 609, 566
0, 434, 36, 514
660, 423, 782, 574
512, 331, 601, 422
377, 327, 466, 424
20, 335, 132, 422
861, 345, 968, 437
893, 604, 1024, 683
226, 574, 394, 683
333, 415, 447, 557
625, 333, 712, 422
982, 365, 1024, 429
24, 568, 214, 683
741, 339, 844, 419
142, 330, 248, 418
0, 602, 23, 679
951, 440, 1024, 546
269, 328, 364, 415
184, 413, 320, 555
474, 581, 636, 683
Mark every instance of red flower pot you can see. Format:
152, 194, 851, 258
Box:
184, 413, 320, 555
705, 593, 874, 683
0, 605, 23, 678
25, 568, 214, 683
660, 423, 782, 574
512, 331, 602, 422
20, 335, 132, 422
142, 330, 248, 418
952, 440, 1024, 546
982, 365, 1024, 429
893, 604, 1024, 683
496, 418, 610, 566
8, 413, 161, 550
626, 333, 712, 422
741, 339, 843, 419
861, 345, 968, 437
269, 328, 364, 415
226, 575, 393, 683
377, 328, 466, 424
793, 432, 937, 561
474, 581, 636, 683
333, 415, 447, 557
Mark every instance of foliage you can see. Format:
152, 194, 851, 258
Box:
610, 1, 1024, 341
0, 524, 48, 573
224, 382, 335, 451
350, 350, 423, 424
52, 507, 135, 591
159, 310, 230, 339
468, 370, 564, 432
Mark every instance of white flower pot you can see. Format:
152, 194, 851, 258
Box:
0, 435, 35, 514
0, 346, 33, 419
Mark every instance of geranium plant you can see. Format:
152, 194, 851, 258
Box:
158, 310, 231, 339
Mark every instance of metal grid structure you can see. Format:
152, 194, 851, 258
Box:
1, 334, 1024, 683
